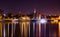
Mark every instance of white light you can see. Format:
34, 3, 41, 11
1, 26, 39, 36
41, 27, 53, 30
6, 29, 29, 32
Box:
3, 14, 6, 16
12, 19, 18, 23
40, 19, 47, 24
3, 24, 6, 37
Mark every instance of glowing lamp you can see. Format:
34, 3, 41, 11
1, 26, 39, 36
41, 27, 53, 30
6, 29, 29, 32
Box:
40, 19, 47, 24
3, 14, 6, 17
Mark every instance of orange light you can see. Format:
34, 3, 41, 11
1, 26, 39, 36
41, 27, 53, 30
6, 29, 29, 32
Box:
58, 16, 60, 19
54, 20, 58, 22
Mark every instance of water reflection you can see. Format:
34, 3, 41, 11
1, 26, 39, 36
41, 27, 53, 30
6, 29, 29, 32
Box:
19, 21, 30, 37
0, 22, 2, 37
58, 22, 60, 37
1, 21, 60, 37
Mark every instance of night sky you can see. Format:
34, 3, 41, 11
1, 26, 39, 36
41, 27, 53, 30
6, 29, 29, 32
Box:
0, 0, 60, 15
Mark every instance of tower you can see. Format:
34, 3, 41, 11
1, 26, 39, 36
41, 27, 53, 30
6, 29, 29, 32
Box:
33, 9, 36, 19
34, 9, 36, 14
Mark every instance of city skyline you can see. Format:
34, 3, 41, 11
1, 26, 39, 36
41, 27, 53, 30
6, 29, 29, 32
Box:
0, 0, 60, 37
0, 0, 60, 15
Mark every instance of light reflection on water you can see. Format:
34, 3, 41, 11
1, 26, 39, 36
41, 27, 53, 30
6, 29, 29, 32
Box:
0, 21, 60, 37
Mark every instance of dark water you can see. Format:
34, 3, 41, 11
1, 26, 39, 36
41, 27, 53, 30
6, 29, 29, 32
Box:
1, 21, 60, 37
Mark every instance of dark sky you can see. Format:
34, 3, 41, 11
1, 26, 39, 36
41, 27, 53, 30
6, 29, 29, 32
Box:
0, 0, 60, 15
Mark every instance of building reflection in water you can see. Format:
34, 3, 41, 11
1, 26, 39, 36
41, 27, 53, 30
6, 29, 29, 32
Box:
58, 22, 60, 37
19, 21, 30, 37
36, 22, 41, 37
1, 21, 60, 37
2, 22, 13, 37
48, 22, 58, 37
0, 22, 2, 37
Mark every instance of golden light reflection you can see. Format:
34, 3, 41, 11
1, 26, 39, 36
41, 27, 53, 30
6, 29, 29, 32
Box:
0, 22, 2, 37
36, 23, 41, 37
58, 22, 60, 37
54, 20, 58, 23
19, 21, 30, 37
51, 20, 58, 24
58, 16, 60, 20
51, 21, 55, 24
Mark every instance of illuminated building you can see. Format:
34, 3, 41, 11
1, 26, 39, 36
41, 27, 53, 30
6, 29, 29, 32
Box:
0, 9, 3, 20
